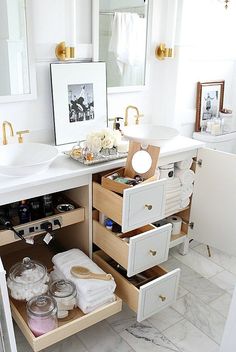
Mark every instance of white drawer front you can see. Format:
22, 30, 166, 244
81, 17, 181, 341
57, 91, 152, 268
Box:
137, 268, 180, 322
122, 179, 166, 233
128, 224, 172, 277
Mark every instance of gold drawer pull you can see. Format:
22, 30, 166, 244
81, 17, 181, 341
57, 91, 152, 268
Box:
149, 250, 157, 256
145, 204, 153, 210
159, 295, 167, 302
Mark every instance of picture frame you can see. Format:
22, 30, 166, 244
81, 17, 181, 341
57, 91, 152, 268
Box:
50, 61, 107, 146
195, 80, 225, 132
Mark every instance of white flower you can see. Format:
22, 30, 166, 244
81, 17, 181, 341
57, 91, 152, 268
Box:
86, 128, 118, 151
89, 136, 102, 153
101, 136, 114, 149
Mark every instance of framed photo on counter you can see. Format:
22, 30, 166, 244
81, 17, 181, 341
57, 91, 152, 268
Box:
195, 80, 225, 132
50, 62, 107, 146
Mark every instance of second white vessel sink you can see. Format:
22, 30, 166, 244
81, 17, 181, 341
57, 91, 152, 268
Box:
123, 124, 179, 147
0, 143, 58, 177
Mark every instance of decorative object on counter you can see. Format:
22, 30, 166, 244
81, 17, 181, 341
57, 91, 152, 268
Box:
49, 280, 76, 319
167, 215, 182, 235
195, 80, 225, 132
71, 266, 113, 281
51, 249, 116, 314
50, 62, 107, 145
86, 128, 120, 153
102, 141, 160, 194
220, 108, 233, 133
27, 295, 58, 336
7, 257, 49, 301
117, 140, 129, 153
159, 163, 175, 179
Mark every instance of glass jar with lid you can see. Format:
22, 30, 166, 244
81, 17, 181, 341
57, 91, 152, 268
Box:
7, 257, 49, 301
27, 295, 58, 336
49, 279, 77, 319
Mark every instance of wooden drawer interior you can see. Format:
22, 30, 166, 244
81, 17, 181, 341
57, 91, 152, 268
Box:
1, 243, 122, 352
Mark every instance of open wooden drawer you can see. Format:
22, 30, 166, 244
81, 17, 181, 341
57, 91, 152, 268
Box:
93, 220, 172, 277
0, 197, 85, 247
93, 250, 180, 322
93, 180, 166, 233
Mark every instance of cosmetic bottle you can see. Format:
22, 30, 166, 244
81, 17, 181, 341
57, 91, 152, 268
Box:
30, 198, 42, 221
18, 200, 31, 224
42, 194, 54, 217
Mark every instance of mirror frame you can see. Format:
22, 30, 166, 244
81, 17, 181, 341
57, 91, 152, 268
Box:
0, 0, 37, 103
92, 0, 152, 94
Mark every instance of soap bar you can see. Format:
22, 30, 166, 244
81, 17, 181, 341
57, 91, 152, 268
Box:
117, 141, 129, 153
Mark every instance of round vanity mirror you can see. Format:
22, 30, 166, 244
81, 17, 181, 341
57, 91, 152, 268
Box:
131, 150, 152, 174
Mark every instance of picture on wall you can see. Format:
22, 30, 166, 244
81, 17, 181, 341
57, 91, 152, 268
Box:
195, 80, 225, 132
50, 62, 107, 146
68, 83, 94, 123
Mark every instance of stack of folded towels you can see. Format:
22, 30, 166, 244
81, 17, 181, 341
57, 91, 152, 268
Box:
51, 249, 116, 314
162, 158, 195, 216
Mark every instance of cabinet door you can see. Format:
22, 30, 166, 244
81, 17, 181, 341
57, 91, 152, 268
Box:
0, 259, 17, 352
189, 148, 236, 256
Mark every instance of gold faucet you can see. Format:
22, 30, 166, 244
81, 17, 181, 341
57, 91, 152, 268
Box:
2, 121, 14, 145
124, 105, 143, 126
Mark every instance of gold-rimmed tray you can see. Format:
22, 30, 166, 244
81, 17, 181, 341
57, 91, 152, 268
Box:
64, 150, 127, 166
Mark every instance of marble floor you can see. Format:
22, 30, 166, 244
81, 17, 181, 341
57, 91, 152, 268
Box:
14, 241, 235, 352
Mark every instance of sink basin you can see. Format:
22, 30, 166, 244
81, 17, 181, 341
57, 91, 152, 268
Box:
0, 143, 58, 177
123, 125, 179, 147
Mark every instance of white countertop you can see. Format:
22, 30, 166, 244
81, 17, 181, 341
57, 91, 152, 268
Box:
0, 136, 204, 204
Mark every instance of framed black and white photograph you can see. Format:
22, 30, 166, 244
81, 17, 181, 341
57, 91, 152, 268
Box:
50, 62, 107, 145
195, 80, 225, 132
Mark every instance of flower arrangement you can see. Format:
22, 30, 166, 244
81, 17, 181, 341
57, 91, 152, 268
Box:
86, 128, 121, 153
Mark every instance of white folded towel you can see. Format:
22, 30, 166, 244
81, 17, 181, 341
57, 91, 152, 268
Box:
175, 169, 195, 185
52, 249, 116, 297
175, 159, 193, 170
181, 184, 194, 199
166, 177, 181, 188
166, 199, 181, 208
166, 190, 181, 199
180, 198, 190, 208
78, 294, 116, 314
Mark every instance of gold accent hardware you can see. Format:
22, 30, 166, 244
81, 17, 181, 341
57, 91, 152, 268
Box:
155, 43, 173, 61
16, 130, 30, 143
124, 105, 143, 126
145, 204, 153, 210
55, 42, 75, 61
159, 295, 166, 302
2, 121, 14, 145
149, 250, 157, 256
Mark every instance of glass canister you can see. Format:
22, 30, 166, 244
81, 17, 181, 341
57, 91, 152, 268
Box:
7, 257, 49, 301
49, 280, 77, 319
27, 295, 58, 336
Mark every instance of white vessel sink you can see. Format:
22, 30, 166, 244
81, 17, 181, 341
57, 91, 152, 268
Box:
0, 143, 58, 177
123, 125, 179, 147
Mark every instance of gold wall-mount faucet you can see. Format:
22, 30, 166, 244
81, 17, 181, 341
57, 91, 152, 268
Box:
124, 105, 143, 126
2, 121, 14, 145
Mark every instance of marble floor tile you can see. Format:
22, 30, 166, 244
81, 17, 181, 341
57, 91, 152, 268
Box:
209, 292, 232, 318
14, 325, 33, 352
78, 320, 134, 352
189, 240, 200, 249
194, 244, 236, 275
120, 322, 181, 351
163, 319, 219, 352
177, 286, 188, 299
106, 304, 138, 333
172, 293, 226, 344
161, 257, 225, 303
169, 247, 224, 278
147, 307, 183, 332
209, 270, 236, 294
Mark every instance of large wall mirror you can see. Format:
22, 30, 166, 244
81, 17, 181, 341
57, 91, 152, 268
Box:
92, 0, 149, 93
0, 0, 36, 103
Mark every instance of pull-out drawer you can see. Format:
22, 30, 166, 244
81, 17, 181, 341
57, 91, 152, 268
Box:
93, 220, 172, 277
93, 180, 166, 233
93, 251, 180, 322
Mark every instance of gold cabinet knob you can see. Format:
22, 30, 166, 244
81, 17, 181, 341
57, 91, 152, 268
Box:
159, 295, 166, 302
149, 250, 157, 256
145, 204, 153, 210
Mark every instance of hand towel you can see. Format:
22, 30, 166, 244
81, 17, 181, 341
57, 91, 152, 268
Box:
166, 190, 181, 200
77, 294, 116, 314
175, 169, 195, 185
52, 249, 116, 297
181, 184, 194, 199
175, 159, 193, 170
180, 198, 190, 208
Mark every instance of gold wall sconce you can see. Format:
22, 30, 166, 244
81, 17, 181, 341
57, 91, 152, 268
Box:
155, 43, 173, 60
55, 42, 75, 61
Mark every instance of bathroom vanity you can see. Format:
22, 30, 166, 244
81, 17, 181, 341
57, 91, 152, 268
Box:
2, 135, 235, 352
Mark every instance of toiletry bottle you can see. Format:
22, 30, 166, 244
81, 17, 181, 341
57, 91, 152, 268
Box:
42, 194, 54, 217
18, 200, 31, 224
30, 198, 42, 221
